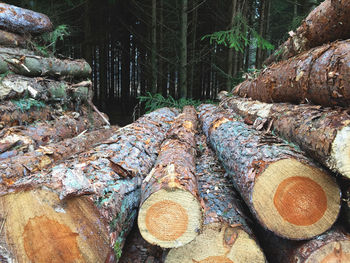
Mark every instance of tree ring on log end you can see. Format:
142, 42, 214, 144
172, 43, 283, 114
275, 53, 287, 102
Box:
252, 159, 340, 240
330, 126, 350, 178
138, 189, 202, 248
165, 223, 266, 263
305, 240, 350, 263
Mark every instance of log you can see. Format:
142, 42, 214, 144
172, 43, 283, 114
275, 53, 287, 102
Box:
165, 134, 266, 263
0, 126, 118, 187
220, 95, 350, 179
234, 40, 350, 107
0, 29, 26, 47
0, 107, 178, 262
0, 3, 53, 34
264, 0, 350, 65
0, 74, 91, 102
198, 104, 341, 240
138, 106, 202, 248
0, 100, 54, 128
0, 47, 91, 79
0, 111, 106, 158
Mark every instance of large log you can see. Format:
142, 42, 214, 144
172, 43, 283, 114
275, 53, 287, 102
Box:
0, 47, 91, 79
166, 134, 266, 263
0, 126, 118, 187
0, 107, 178, 262
198, 104, 341, 240
0, 74, 91, 102
234, 40, 350, 107
138, 106, 202, 248
0, 29, 26, 47
264, 0, 350, 65
0, 3, 53, 34
0, 111, 106, 158
220, 95, 350, 179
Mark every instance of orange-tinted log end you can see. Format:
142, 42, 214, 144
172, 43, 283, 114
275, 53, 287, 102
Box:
145, 200, 188, 241
23, 215, 81, 263
274, 176, 327, 226
199, 256, 234, 263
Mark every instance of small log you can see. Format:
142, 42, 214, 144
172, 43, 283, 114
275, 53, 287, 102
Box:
165, 134, 266, 263
220, 95, 350, 179
0, 47, 91, 79
198, 104, 341, 240
138, 106, 202, 248
264, 0, 350, 65
234, 40, 350, 107
0, 74, 91, 102
0, 126, 118, 186
0, 100, 54, 128
0, 107, 178, 262
0, 3, 53, 34
0, 29, 26, 47
0, 111, 106, 157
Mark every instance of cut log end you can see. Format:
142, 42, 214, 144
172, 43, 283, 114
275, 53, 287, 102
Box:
330, 126, 350, 178
306, 240, 350, 263
0, 189, 110, 262
252, 159, 340, 240
138, 189, 202, 248
165, 223, 266, 263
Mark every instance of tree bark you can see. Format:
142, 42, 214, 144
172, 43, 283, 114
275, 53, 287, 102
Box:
226, 0, 237, 91
138, 106, 202, 248
234, 40, 350, 107
0, 48, 92, 79
0, 126, 118, 185
0, 29, 26, 47
220, 95, 350, 179
179, 0, 188, 98
165, 134, 266, 263
0, 75, 91, 103
151, 0, 157, 94
0, 111, 106, 158
0, 107, 178, 262
198, 104, 340, 240
0, 3, 53, 34
264, 0, 350, 65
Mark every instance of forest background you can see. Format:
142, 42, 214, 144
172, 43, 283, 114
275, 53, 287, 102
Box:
5, 0, 322, 125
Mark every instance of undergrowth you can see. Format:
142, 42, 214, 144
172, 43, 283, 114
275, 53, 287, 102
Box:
138, 92, 216, 113
12, 98, 46, 112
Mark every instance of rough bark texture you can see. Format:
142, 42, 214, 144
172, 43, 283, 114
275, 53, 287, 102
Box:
0, 126, 118, 187
0, 75, 91, 103
0, 29, 26, 47
0, 3, 53, 34
234, 40, 350, 107
198, 104, 340, 240
0, 48, 91, 79
165, 134, 266, 262
264, 0, 350, 65
220, 95, 350, 178
0, 111, 106, 158
138, 106, 202, 248
0, 107, 178, 262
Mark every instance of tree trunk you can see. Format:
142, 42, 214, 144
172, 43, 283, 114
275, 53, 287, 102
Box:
0, 126, 118, 184
151, 0, 157, 94
0, 3, 52, 34
0, 48, 92, 79
198, 104, 340, 240
255, 0, 266, 69
264, 0, 350, 65
165, 134, 266, 263
188, 0, 198, 98
138, 106, 202, 248
220, 95, 350, 179
0, 75, 91, 103
226, 0, 237, 91
0, 107, 178, 263
234, 40, 350, 107
0, 111, 106, 158
179, 0, 188, 98
0, 29, 26, 48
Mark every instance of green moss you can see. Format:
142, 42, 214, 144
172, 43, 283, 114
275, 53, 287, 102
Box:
113, 241, 122, 261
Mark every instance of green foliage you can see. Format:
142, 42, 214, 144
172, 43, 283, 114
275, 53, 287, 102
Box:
32, 25, 70, 56
138, 92, 215, 113
201, 13, 274, 52
113, 241, 122, 261
12, 98, 46, 112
